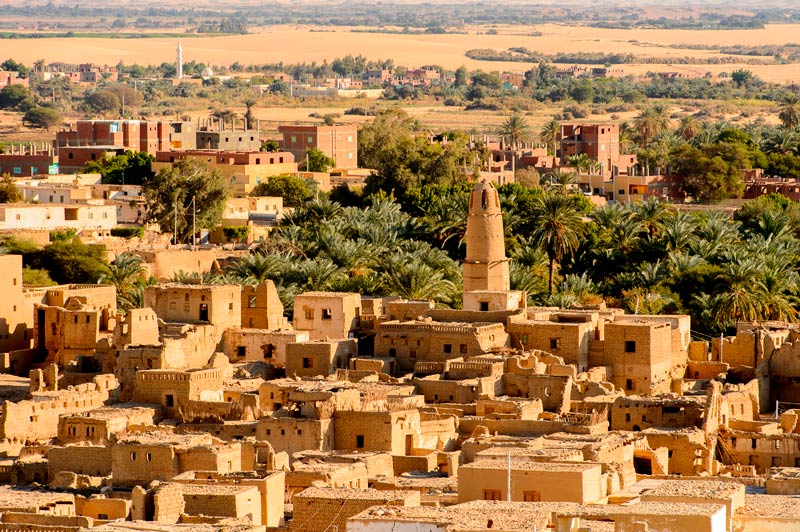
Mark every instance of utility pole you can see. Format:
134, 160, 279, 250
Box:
192, 196, 196, 247
173, 200, 178, 246
506, 450, 511, 502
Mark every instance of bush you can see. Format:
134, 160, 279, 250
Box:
111, 227, 145, 239
22, 266, 56, 286
222, 226, 249, 242
49, 229, 78, 242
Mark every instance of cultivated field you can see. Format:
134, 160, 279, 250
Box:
5, 23, 800, 82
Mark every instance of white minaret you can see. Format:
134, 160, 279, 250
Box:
176, 39, 183, 80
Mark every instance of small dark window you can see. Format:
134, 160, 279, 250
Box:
98, 513, 108, 520
625, 379, 633, 391
302, 357, 312, 369
237, 346, 246, 357
165, 394, 174, 407
625, 341, 636, 353
443, 344, 452, 354
322, 308, 332, 320
389, 348, 397, 357
479, 302, 489, 311
356, 435, 365, 448
459, 344, 467, 354
550, 338, 560, 350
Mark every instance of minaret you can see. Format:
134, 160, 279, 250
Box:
176, 39, 183, 80
463, 179, 510, 293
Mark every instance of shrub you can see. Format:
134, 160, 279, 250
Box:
111, 227, 145, 239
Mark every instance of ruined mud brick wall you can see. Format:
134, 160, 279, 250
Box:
458, 417, 607, 438
152, 481, 184, 523
33, 302, 101, 365
725, 432, 800, 473
286, 462, 369, 495
0, 376, 117, 443
133, 368, 223, 413
285, 340, 356, 378
292, 292, 361, 341
112, 442, 181, 487
180, 483, 261, 525
375, 321, 509, 372
42, 285, 117, 322
334, 410, 421, 455
143, 284, 241, 328
643, 430, 715, 476
458, 461, 603, 504
75, 496, 130, 521
501, 374, 572, 413
289, 487, 419, 532
610, 396, 705, 431
222, 328, 307, 368
57, 405, 160, 445
604, 321, 673, 396
114, 308, 159, 347
172, 470, 285, 528
47, 445, 112, 478
0, 255, 31, 354
256, 418, 334, 455
418, 414, 459, 451
177, 442, 241, 474
241, 281, 287, 330
507, 321, 591, 371
414, 376, 500, 404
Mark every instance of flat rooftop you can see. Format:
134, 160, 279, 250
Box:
462, 460, 599, 472
737, 494, 800, 518
641, 480, 744, 499
295, 487, 416, 501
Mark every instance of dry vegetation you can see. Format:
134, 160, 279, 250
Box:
6, 23, 800, 82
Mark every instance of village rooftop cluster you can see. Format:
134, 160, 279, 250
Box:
0, 178, 795, 532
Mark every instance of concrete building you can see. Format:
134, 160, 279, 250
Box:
279, 124, 358, 170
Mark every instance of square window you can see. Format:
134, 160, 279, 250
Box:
443, 344, 452, 354
625, 341, 636, 353
389, 348, 397, 357
304, 308, 314, 320
302, 357, 312, 369
248, 295, 257, 308
550, 338, 561, 350
479, 301, 490, 311
322, 308, 332, 320
237, 346, 246, 357
459, 344, 467, 354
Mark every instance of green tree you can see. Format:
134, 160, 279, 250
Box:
454, 66, 468, 88
251, 175, 316, 207
22, 106, 62, 130
499, 113, 532, 148
30, 239, 108, 284
539, 117, 560, 156
142, 159, 228, 243
0, 174, 21, 203
260, 140, 280, 152
99, 253, 146, 311
778, 92, 800, 129
633, 104, 670, 147
84, 150, 154, 185
0, 85, 30, 110
223, 226, 249, 243
300, 148, 336, 172
529, 192, 585, 294
670, 143, 748, 203
86, 90, 121, 115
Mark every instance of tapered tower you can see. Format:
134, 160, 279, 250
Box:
463, 179, 510, 293
176, 39, 183, 80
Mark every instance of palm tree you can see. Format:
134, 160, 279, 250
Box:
565, 153, 591, 174
778, 92, 800, 129
381, 255, 457, 303
633, 104, 670, 147
538, 117, 561, 156
544, 169, 580, 196
677, 115, 700, 142
499, 114, 532, 148
98, 253, 146, 311
529, 192, 585, 293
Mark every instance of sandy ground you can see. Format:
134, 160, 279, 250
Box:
4, 23, 800, 82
